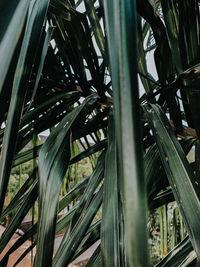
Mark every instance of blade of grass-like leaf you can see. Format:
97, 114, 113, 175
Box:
16, 102, 79, 153
49, 0, 71, 21
53, 151, 105, 264
13, 242, 36, 267
56, 172, 102, 234
0, 224, 37, 266
27, 26, 54, 110
0, 180, 38, 254
117, 198, 126, 267
0, 0, 50, 215
31, 134, 37, 265
139, 2, 183, 131
35, 96, 97, 267
160, 0, 182, 72
70, 139, 107, 165
171, 207, 179, 250
1, 206, 79, 267
53, 186, 103, 267
144, 104, 200, 260
69, 151, 105, 229
1, 176, 88, 265
55, 205, 77, 235
137, 0, 174, 84
71, 220, 101, 262
177, 0, 200, 68
52, 15, 90, 95
0, 98, 74, 147
101, 114, 120, 266
72, 110, 108, 142
13, 146, 42, 167
150, 189, 174, 211
179, 251, 196, 267
0, 169, 37, 220
86, 244, 102, 267
142, 20, 151, 41
145, 43, 157, 53
0, 207, 76, 266
104, 1, 149, 265
0, 0, 30, 93
0, 35, 23, 125
84, 0, 106, 60
63, 6, 105, 98
155, 236, 192, 267
144, 144, 168, 204
58, 175, 90, 212
21, 92, 80, 128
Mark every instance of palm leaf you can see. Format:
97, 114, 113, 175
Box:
0, 0, 30, 93
104, 1, 149, 265
101, 114, 120, 266
155, 236, 193, 267
144, 103, 200, 260
35, 96, 97, 266
0, 0, 49, 215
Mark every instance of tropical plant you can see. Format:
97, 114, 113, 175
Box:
1, 0, 200, 266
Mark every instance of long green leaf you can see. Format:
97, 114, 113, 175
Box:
35, 96, 97, 267
103, 0, 149, 265
101, 114, 120, 266
13, 242, 36, 267
86, 245, 102, 267
0, 175, 88, 265
0, 0, 30, 93
27, 26, 54, 109
179, 251, 196, 267
71, 220, 101, 262
84, 0, 106, 59
0, 0, 50, 215
70, 139, 107, 165
0, 224, 37, 266
150, 189, 174, 211
144, 103, 200, 260
155, 236, 192, 267
69, 151, 105, 229
0, 180, 38, 254
20, 92, 79, 128
144, 144, 168, 204
53, 187, 103, 267
177, 0, 200, 69
160, 0, 182, 72
137, 0, 174, 84
53, 151, 105, 265
58, 175, 90, 212
13, 146, 41, 167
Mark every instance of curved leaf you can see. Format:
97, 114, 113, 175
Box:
53, 150, 105, 266
0, 0, 30, 93
53, 187, 103, 267
144, 103, 200, 260
35, 96, 97, 266
0, 0, 50, 215
0, 180, 38, 254
155, 236, 192, 267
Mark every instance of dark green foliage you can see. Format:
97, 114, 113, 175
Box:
1, 0, 200, 266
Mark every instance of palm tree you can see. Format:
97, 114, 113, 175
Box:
1, 0, 200, 266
